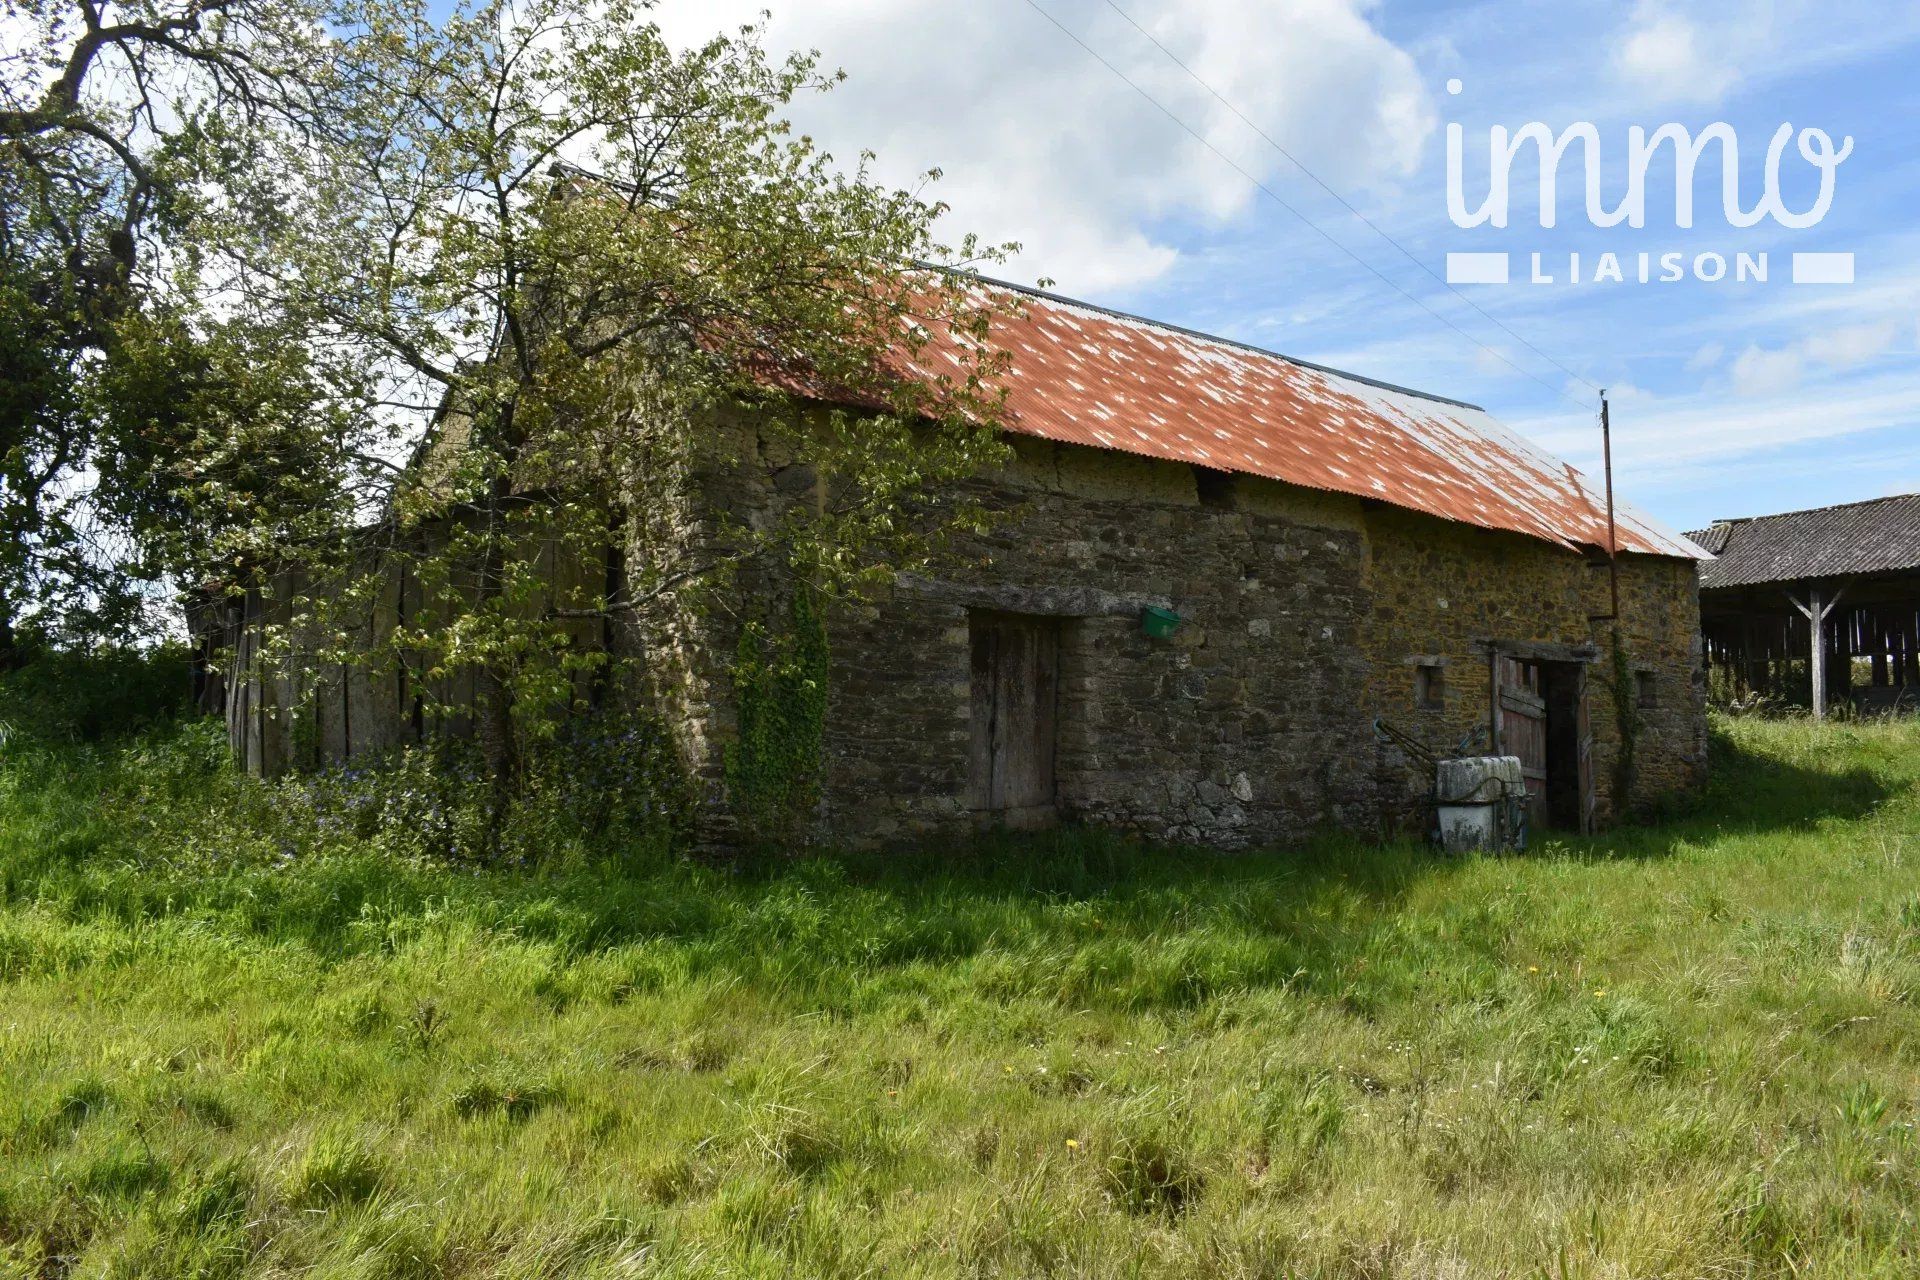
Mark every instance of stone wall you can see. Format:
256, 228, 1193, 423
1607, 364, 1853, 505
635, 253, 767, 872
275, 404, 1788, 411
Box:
215, 403, 1708, 851
801, 435, 1706, 849
1356, 503, 1707, 833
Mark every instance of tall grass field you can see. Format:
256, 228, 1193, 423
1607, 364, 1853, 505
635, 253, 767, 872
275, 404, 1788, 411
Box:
2, 699, 1918, 1276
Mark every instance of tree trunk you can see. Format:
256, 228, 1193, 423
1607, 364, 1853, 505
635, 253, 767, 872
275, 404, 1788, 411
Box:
0, 592, 21, 672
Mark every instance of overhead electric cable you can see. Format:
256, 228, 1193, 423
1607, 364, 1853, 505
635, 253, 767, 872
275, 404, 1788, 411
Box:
1015, 0, 1594, 411
1096, 0, 1599, 394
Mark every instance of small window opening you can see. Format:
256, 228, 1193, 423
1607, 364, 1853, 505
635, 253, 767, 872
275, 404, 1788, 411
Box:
1635, 669, 1657, 709
1192, 465, 1237, 510
1415, 661, 1446, 710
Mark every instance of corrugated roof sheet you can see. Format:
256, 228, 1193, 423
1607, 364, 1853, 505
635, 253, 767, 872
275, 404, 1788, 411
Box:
901, 281, 1705, 560
1687, 493, 1920, 589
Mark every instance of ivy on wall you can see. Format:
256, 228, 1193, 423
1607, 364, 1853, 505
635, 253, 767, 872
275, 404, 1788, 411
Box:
725, 587, 829, 843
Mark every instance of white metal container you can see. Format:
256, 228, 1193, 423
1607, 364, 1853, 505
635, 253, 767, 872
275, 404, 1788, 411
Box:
1434, 755, 1526, 853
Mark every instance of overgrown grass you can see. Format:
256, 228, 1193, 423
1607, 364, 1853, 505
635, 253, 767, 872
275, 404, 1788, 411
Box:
2, 713, 1919, 1276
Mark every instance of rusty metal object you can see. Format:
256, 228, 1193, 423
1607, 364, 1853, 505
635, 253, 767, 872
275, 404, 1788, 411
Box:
904, 283, 1706, 560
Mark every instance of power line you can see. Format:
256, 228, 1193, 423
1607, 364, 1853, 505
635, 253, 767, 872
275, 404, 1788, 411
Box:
1014, 0, 1593, 412
1096, 0, 1599, 394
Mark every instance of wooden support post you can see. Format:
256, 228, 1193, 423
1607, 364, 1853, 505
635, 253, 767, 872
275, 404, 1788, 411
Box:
1809, 587, 1826, 720
1787, 582, 1850, 720
1836, 602, 1853, 702
1487, 648, 1501, 755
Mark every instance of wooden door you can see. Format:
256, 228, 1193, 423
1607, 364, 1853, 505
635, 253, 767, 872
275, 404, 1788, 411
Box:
1496, 655, 1549, 831
969, 612, 1060, 827
1575, 667, 1597, 834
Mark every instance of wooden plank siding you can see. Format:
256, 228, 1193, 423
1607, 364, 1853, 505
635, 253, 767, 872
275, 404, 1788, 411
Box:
199, 519, 614, 774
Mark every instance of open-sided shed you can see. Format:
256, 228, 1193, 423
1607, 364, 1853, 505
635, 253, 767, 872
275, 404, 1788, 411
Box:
1690, 494, 1920, 717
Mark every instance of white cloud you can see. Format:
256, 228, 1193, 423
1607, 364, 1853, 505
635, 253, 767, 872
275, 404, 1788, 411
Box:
1607, 1, 1920, 111
1471, 344, 1517, 377
1726, 319, 1903, 396
1802, 319, 1902, 368
1614, 5, 1739, 104
1729, 344, 1806, 397
653, 0, 1435, 293
1520, 364, 1920, 491
1684, 341, 1724, 372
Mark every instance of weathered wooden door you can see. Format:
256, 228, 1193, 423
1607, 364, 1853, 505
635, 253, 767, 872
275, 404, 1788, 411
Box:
1496, 655, 1549, 830
1574, 667, 1597, 834
969, 611, 1060, 827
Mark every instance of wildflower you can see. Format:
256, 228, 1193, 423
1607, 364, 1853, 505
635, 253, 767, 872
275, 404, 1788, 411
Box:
1528, 965, 1540, 973
1065, 1139, 1080, 1150
1593, 989, 1607, 998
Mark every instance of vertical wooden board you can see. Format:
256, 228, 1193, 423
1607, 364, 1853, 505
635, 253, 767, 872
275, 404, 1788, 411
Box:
968, 618, 995, 810
1032, 623, 1059, 809
998, 620, 1058, 811
398, 558, 424, 742
988, 621, 1022, 806
316, 664, 348, 763
245, 617, 266, 775
1576, 667, 1597, 833
967, 612, 1060, 821
1497, 656, 1549, 832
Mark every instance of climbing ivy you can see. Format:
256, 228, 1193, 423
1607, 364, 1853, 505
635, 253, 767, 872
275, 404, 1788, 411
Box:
725, 587, 829, 843
1609, 628, 1640, 813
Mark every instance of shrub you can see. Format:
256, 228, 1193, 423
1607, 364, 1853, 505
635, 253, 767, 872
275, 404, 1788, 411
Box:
0, 644, 192, 744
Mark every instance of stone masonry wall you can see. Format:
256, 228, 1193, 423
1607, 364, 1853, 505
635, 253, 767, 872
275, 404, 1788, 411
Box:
648, 418, 1706, 850
807, 435, 1706, 849
1357, 504, 1707, 834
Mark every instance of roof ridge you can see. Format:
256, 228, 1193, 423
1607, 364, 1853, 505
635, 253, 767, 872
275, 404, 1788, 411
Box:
945, 268, 1487, 414
1707, 491, 1920, 526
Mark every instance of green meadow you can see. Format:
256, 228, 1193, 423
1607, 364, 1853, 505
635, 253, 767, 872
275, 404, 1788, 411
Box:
2, 706, 1918, 1277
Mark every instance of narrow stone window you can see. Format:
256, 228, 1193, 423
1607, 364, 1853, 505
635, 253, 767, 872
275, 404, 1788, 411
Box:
1636, 669, 1658, 709
1415, 661, 1446, 710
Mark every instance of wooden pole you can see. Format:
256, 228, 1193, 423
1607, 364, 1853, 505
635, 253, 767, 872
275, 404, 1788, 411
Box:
1809, 586, 1826, 720
1787, 582, 1850, 720
1600, 393, 1621, 624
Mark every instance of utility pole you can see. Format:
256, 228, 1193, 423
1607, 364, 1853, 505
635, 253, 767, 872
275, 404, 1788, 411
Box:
1600, 391, 1620, 622
1587, 391, 1622, 625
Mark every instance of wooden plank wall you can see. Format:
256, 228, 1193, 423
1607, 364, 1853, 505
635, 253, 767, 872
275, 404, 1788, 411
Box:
1702, 599, 1920, 705
203, 526, 611, 774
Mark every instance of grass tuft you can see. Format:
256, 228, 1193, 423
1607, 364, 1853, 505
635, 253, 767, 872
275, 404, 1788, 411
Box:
284, 1131, 385, 1208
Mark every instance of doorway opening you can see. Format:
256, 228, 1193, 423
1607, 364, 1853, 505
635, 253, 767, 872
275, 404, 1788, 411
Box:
1494, 653, 1596, 834
968, 610, 1061, 829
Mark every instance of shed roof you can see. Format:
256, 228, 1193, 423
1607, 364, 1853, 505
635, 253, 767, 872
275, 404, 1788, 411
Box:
904, 279, 1705, 560
1686, 493, 1920, 590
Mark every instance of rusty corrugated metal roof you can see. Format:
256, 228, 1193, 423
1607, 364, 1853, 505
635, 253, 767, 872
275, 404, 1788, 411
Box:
904, 280, 1706, 560
1688, 493, 1920, 589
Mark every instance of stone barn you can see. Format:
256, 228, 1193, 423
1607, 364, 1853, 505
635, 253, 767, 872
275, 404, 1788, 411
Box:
210, 280, 1712, 850
629, 282, 1711, 848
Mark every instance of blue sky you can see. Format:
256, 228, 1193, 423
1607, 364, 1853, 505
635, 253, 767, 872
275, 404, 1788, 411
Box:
656, 0, 1920, 535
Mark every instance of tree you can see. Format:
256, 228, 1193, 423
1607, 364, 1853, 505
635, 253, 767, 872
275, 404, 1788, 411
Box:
12, 0, 1021, 784
199, 0, 1019, 780
3, 0, 1018, 766
0, 0, 347, 657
